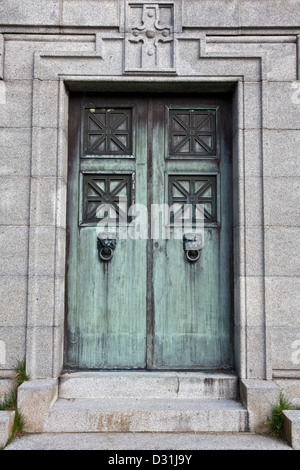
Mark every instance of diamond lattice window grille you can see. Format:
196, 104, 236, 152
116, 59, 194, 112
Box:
168, 175, 217, 224
84, 108, 132, 156
82, 174, 132, 224
168, 109, 216, 158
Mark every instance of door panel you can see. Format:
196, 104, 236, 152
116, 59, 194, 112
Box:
150, 96, 233, 369
65, 95, 148, 369
65, 93, 233, 370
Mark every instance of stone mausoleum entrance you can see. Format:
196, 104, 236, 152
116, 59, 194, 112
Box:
65, 92, 233, 371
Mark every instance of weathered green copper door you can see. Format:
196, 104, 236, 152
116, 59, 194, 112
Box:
65, 93, 233, 370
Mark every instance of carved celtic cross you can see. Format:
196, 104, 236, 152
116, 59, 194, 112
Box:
125, 2, 175, 73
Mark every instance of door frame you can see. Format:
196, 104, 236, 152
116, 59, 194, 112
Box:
26, 72, 267, 381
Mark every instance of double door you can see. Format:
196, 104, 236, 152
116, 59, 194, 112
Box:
65, 93, 233, 370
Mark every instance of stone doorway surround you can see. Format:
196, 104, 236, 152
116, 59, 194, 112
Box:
6, 0, 298, 437
27, 42, 268, 382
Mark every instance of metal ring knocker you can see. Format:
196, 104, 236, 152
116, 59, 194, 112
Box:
97, 232, 116, 262
99, 247, 114, 262
183, 233, 202, 263
185, 249, 201, 263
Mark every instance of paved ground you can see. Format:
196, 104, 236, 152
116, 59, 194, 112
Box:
4, 432, 293, 451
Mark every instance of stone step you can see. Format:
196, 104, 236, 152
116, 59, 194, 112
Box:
44, 397, 249, 433
59, 371, 239, 400
5, 432, 292, 451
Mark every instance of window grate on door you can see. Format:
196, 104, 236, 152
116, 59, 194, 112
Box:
168, 175, 217, 225
81, 173, 132, 225
83, 107, 132, 156
167, 108, 217, 158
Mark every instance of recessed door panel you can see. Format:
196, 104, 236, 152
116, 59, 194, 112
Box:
150, 96, 233, 369
65, 95, 148, 369
65, 93, 233, 370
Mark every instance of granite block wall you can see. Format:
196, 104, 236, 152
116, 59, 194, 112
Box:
0, 0, 299, 397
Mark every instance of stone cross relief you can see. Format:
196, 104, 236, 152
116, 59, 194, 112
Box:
125, 3, 175, 73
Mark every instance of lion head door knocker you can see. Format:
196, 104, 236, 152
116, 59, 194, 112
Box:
183, 233, 203, 263
97, 232, 117, 262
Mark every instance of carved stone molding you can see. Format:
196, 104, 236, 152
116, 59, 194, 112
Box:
124, 2, 176, 74
0, 35, 3, 79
